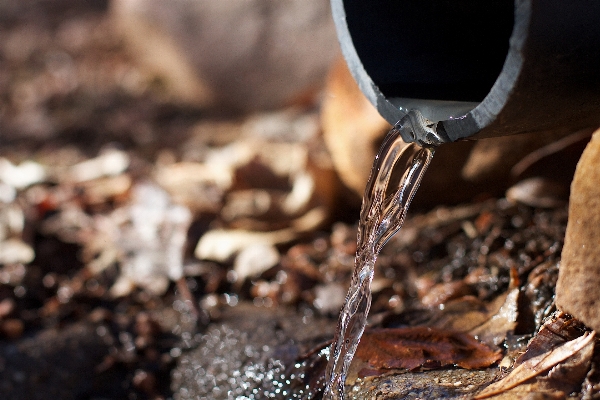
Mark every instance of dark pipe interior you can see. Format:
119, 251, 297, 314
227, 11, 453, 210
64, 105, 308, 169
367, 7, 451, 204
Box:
344, 0, 514, 102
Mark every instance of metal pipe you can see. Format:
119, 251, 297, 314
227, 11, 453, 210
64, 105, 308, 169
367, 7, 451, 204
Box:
331, 0, 600, 144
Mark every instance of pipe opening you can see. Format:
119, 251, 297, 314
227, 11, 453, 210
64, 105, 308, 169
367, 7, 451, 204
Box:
344, 0, 514, 104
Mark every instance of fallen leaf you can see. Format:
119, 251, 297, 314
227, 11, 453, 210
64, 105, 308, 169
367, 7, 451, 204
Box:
506, 177, 567, 208
475, 331, 595, 399
68, 148, 129, 183
354, 327, 502, 376
0, 158, 46, 189
195, 228, 296, 262
516, 313, 589, 365
420, 280, 474, 307
0, 238, 35, 264
419, 269, 520, 345
469, 287, 519, 347
154, 161, 230, 213
540, 333, 595, 394
233, 243, 280, 282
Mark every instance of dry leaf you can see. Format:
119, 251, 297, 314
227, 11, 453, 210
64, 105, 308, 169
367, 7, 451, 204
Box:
0, 158, 46, 189
469, 287, 519, 347
195, 228, 296, 262
475, 331, 595, 399
68, 148, 129, 183
516, 313, 587, 364
354, 327, 502, 376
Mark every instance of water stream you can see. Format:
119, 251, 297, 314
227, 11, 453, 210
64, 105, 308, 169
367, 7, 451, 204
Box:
323, 118, 436, 399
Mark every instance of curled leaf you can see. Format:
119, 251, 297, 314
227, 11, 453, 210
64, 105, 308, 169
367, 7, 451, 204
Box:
475, 331, 596, 399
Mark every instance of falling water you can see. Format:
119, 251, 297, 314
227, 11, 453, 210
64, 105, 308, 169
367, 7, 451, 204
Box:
323, 112, 438, 399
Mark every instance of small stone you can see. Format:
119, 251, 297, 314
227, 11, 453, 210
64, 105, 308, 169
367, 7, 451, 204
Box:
556, 129, 600, 331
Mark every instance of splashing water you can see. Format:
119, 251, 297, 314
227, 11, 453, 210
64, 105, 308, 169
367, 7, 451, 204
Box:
323, 118, 436, 399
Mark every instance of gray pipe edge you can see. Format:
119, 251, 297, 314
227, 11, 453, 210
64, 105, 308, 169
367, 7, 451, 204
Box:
331, 0, 600, 143
441, 0, 529, 142
330, 0, 528, 143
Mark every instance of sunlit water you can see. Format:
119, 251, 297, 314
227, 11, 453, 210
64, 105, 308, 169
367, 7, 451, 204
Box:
323, 123, 435, 399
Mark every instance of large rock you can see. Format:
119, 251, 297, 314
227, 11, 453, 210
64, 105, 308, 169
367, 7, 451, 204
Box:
110, 0, 338, 111
556, 129, 600, 331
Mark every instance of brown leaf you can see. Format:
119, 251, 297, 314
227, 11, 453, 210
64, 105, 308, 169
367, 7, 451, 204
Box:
516, 313, 589, 365
475, 331, 595, 399
420, 280, 474, 307
354, 327, 502, 376
424, 270, 519, 343
469, 287, 519, 347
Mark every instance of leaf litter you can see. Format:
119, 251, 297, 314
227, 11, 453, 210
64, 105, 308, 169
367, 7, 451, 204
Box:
476, 313, 595, 399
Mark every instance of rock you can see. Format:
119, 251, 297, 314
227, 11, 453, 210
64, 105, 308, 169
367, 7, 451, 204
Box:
556, 129, 600, 331
110, 0, 338, 111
